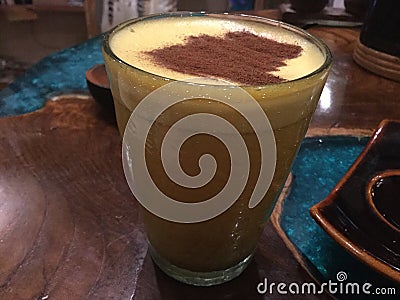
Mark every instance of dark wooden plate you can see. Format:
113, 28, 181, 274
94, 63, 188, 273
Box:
310, 119, 400, 283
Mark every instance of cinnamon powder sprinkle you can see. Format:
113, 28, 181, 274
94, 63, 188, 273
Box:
145, 31, 303, 85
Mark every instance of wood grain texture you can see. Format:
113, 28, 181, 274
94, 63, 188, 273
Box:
0, 99, 145, 299
0, 98, 328, 299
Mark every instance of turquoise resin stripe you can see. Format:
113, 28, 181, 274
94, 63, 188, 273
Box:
0, 36, 103, 117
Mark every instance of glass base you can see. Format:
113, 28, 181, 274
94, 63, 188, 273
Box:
149, 244, 253, 286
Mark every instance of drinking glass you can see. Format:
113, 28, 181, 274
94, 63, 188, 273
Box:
103, 12, 332, 286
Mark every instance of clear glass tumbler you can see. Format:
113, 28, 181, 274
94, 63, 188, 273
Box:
103, 12, 332, 286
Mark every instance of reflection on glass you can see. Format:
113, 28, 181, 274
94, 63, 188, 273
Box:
319, 86, 332, 112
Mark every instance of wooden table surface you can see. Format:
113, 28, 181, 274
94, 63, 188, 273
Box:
1, 10, 399, 300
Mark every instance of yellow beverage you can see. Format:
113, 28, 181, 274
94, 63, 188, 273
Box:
103, 12, 331, 286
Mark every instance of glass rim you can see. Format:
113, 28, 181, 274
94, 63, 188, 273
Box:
103, 11, 333, 88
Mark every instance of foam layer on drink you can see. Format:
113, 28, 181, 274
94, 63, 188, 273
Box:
110, 15, 325, 84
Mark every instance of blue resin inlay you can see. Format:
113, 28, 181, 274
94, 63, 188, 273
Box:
0, 36, 103, 117
283, 136, 399, 288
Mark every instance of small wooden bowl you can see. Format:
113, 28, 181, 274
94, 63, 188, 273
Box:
86, 64, 115, 114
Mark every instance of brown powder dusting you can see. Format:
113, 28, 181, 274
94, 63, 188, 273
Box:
145, 31, 303, 85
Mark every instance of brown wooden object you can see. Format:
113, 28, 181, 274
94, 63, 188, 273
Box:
353, 39, 400, 83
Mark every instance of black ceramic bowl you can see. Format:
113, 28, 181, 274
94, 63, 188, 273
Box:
311, 120, 400, 283
290, 0, 328, 13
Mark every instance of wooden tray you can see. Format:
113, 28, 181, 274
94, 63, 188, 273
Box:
353, 39, 400, 82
